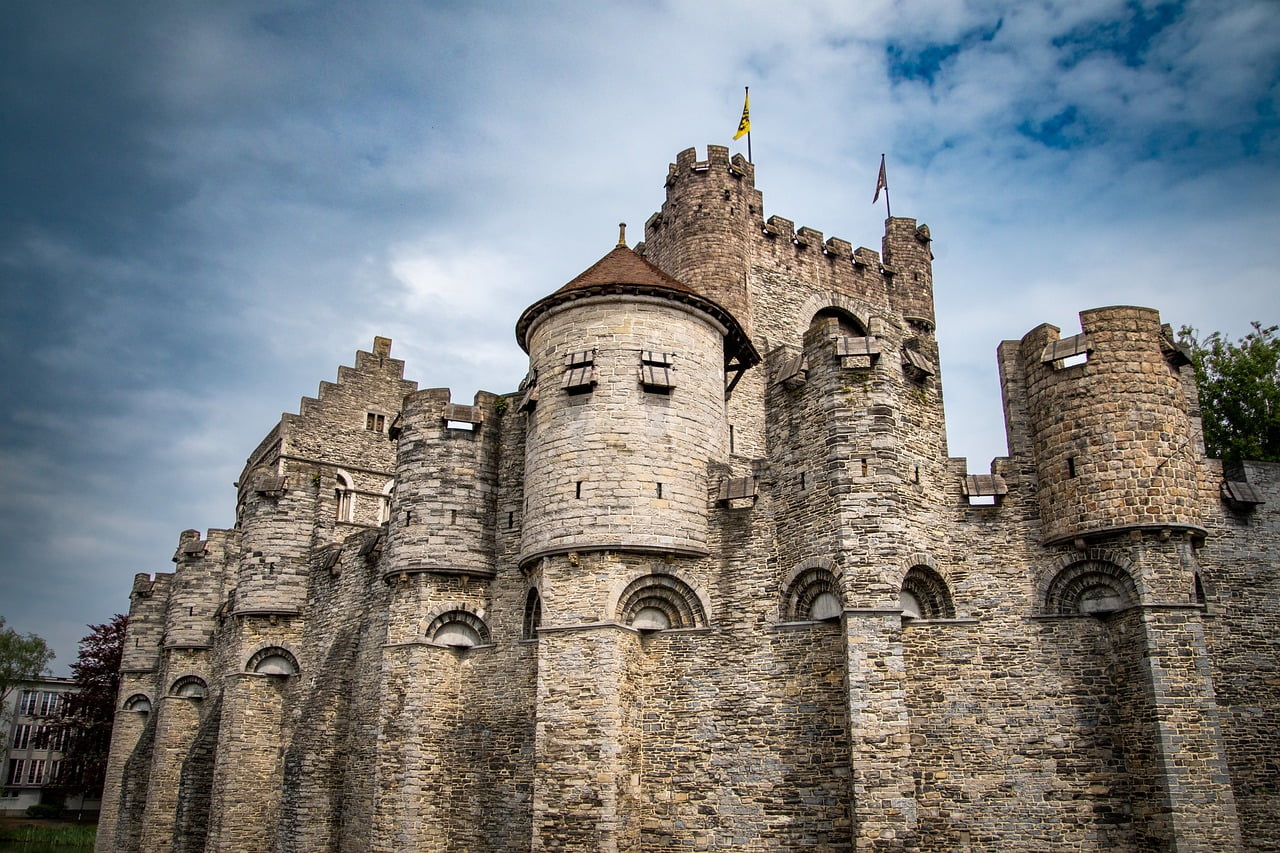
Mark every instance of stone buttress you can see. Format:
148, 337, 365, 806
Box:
94, 147, 1280, 853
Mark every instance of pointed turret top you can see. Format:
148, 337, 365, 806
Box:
515, 235, 759, 372
553, 242, 698, 300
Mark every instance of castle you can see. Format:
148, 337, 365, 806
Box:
96, 146, 1279, 852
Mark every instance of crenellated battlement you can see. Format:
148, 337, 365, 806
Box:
667, 145, 756, 188
98, 146, 1273, 853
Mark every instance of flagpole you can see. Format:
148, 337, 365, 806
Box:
745, 86, 752, 164
876, 153, 891, 219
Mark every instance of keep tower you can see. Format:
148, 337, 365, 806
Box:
642, 145, 762, 334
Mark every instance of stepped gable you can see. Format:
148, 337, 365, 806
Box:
515, 242, 759, 369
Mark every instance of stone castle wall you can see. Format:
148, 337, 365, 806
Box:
95, 146, 1280, 852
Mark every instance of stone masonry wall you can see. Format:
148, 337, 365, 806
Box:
98, 146, 1280, 852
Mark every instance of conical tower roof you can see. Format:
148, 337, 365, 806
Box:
515, 233, 759, 371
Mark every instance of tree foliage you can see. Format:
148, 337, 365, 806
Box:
1180, 322, 1280, 464
57, 614, 126, 798
0, 615, 54, 706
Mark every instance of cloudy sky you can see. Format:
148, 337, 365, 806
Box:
2, 0, 1277, 672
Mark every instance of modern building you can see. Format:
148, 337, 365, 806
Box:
96, 146, 1278, 852
1, 675, 99, 817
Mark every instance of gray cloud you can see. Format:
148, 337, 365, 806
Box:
1, 0, 1276, 670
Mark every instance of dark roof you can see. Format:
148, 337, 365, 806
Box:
515, 245, 759, 371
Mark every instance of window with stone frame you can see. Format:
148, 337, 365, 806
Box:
561, 349, 597, 394
19, 690, 37, 716
900, 566, 955, 620
335, 470, 355, 522
12, 724, 30, 750
616, 573, 706, 632
784, 567, 843, 621
26, 760, 44, 785
365, 412, 387, 432
523, 588, 542, 640
7, 760, 24, 786
1044, 560, 1138, 615
639, 350, 676, 392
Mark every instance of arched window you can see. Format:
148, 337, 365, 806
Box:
522, 588, 542, 640
335, 470, 354, 522
426, 610, 491, 649
377, 480, 394, 525
616, 574, 706, 632
784, 566, 843, 621
900, 566, 955, 620
247, 646, 299, 676
1045, 560, 1138, 616
169, 675, 207, 700
122, 694, 152, 713
809, 307, 867, 338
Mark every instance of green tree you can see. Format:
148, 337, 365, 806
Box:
1179, 322, 1280, 463
0, 615, 54, 706
56, 615, 126, 798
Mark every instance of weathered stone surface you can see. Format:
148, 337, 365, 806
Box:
95, 146, 1279, 853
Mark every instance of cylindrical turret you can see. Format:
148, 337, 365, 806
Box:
1018, 306, 1203, 543
641, 145, 762, 333
515, 243, 757, 566
382, 389, 500, 579
162, 529, 227, 650
883, 217, 935, 330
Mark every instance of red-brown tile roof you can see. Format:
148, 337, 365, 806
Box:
515, 243, 760, 372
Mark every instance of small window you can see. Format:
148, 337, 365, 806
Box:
377, 481, 394, 524
639, 351, 676, 392
366, 412, 387, 432
562, 349, 597, 394
900, 566, 955, 620
248, 646, 299, 676
335, 471, 354, 523
123, 694, 152, 713
426, 610, 492, 649
170, 676, 207, 699
523, 589, 542, 639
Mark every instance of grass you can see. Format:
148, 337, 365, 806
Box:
0, 819, 96, 848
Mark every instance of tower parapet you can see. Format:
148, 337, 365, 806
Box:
382, 388, 500, 580
1012, 305, 1204, 543
642, 145, 763, 333
883, 217, 935, 330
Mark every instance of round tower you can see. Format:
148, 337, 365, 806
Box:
515, 233, 758, 567
641, 145, 763, 334
381, 388, 499, 580
1018, 306, 1203, 544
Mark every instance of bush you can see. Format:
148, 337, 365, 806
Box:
25, 803, 64, 819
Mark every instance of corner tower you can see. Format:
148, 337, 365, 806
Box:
1009, 306, 1203, 544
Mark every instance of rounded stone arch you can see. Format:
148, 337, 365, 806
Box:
782, 557, 844, 621
423, 606, 491, 648
245, 645, 300, 676
522, 585, 543, 640
612, 570, 709, 632
1043, 556, 1140, 616
377, 479, 395, 524
334, 468, 356, 522
899, 562, 955, 620
169, 675, 207, 699
795, 292, 876, 342
122, 693, 152, 713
